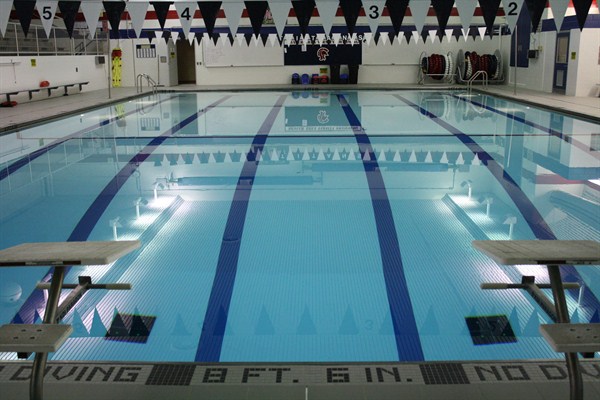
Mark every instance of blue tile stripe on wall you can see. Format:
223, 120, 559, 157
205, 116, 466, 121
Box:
195, 95, 287, 362
11, 96, 231, 325
336, 94, 425, 362
392, 93, 600, 322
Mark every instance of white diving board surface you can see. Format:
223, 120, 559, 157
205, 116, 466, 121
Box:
0, 241, 141, 267
472, 240, 600, 266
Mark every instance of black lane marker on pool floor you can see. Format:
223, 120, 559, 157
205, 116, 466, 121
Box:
195, 95, 287, 362
0, 94, 177, 182
336, 94, 425, 362
392, 93, 600, 322
11, 96, 231, 325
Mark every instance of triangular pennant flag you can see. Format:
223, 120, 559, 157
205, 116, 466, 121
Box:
338, 306, 359, 334
403, 30, 412, 43
445, 28, 453, 41
188, 32, 195, 45
70, 309, 90, 337
431, 0, 454, 32
502, 0, 524, 34
198, 1, 222, 37
293, 0, 316, 36
412, 30, 420, 43
363, 31, 372, 45
151, 1, 173, 30
315, 0, 338, 35
410, 0, 431, 38
332, 32, 341, 45
373, 31, 381, 45
362, 0, 386, 33
222, 1, 244, 35
0, 0, 13, 37
103, 1, 126, 36
388, 31, 396, 44
549, 0, 569, 31
194, 31, 203, 44
127, 2, 148, 39
147, 30, 156, 42
340, 0, 362, 35
81, 1, 103, 39
478, 26, 487, 39
246, 1, 269, 36
572, 0, 593, 30
269, 0, 291, 37
89, 308, 108, 337
386, 0, 410, 35
590, 309, 600, 323
37, 1, 58, 38
177, 31, 186, 41
14, 0, 36, 37
211, 32, 219, 45
227, 32, 235, 45
58, 1, 81, 38
452, 27, 462, 41
175, 2, 197, 37
455, 0, 477, 34
479, 0, 501, 34
524, 0, 546, 32
244, 32, 253, 45
260, 32, 269, 45
428, 28, 437, 43
269, 32, 278, 46
162, 30, 172, 43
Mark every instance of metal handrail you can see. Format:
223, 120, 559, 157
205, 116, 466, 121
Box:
136, 74, 158, 94
467, 70, 488, 93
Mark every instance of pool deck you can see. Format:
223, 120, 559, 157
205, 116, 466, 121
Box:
1, 83, 598, 134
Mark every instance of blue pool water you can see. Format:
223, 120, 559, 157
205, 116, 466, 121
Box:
0, 90, 599, 363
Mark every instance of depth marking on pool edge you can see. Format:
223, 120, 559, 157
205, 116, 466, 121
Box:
195, 95, 287, 362
11, 96, 232, 325
336, 94, 425, 362
392, 93, 600, 320
0, 94, 177, 182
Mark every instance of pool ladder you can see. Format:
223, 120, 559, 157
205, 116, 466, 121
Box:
467, 70, 488, 93
136, 73, 158, 94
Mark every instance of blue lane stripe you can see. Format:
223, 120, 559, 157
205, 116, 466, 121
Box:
11, 96, 230, 325
0, 95, 176, 182
450, 93, 600, 161
336, 94, 425, 361
393, 93, 600, 321
195, 95, 287, 362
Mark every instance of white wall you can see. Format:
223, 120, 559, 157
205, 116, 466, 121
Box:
115, 38, 178, 87
0, 55, 107, 103
568, 29, 600, 96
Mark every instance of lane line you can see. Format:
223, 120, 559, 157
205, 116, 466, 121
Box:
195, 95, 287, 362
337, 94, 425, 361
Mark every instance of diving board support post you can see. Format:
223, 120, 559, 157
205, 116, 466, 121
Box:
0, 241, 140, 400
473, 240, 600, 400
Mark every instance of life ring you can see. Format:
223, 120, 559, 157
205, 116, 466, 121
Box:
1, 101, 18, 107
39, 80, 50, 87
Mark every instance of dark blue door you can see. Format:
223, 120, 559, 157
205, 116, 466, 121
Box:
553, 32, 570, 93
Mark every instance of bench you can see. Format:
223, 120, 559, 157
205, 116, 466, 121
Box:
1, 81, 90, 105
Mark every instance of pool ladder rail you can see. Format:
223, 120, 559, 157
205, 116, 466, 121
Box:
136, 73, 158, 94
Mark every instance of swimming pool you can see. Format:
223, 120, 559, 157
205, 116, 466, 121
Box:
0, 90, 599, 364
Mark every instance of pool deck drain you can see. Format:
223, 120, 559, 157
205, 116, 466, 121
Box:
1, 359, 599, 399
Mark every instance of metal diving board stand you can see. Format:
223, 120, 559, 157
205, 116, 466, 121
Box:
0, 240, 140, 400
472, 240, 600, 400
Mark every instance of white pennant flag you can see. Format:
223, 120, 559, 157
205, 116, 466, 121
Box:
428, 29, 437, 43
332, 32, 342, 46
236, 33, 245, 46
363, 31, 373, 46
188, 32, 195, 45
455, 0, 477, 35
316, 32, 326, 45
175, 3, 197, 37
127, 2, 148, 39
0, 0, 12, 37
269, 33, 279, 47
362, 0, 386, 34
81, 1, 104, 39
550, 0, 570, 31
36, 1, 57, 38
445, 28, 453, 42
501, 0, 524, 34
269, 1, 291, 37
478, 26, 487, 39
380, 32, 388, 45
315, 0, 339, 36
412, 30, 420, 43
409, 0, 431, 37
222, 1, 244, 35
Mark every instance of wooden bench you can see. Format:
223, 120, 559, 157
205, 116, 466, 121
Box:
1, 81, 90, 105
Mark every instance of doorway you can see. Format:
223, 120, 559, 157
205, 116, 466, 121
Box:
553, 32, 569, 94
177, 40, 196, 84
